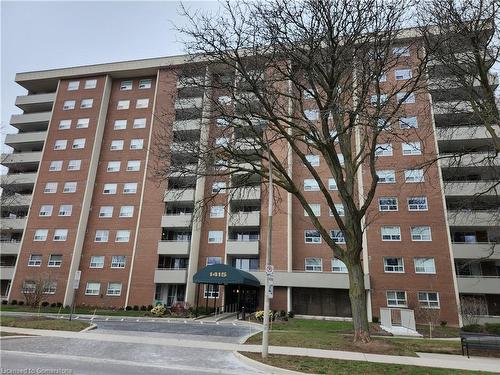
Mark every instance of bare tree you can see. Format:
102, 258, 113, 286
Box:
460, 295, 488, 326
22, 273, 55, 308
152, 0, 432, 343
413, 301, 442, 338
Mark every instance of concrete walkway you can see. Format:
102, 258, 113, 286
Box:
1, 326, 499, 373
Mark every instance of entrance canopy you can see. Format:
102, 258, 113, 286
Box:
193, 264, 260, 287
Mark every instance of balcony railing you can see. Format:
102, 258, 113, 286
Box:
157, 240, 191, 256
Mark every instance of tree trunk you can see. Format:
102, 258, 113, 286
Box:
346, 258, 371, 343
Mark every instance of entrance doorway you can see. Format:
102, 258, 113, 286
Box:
225, 285, 258, 313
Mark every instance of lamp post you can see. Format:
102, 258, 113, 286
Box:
262, 130, 273, 358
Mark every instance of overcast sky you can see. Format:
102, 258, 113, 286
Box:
0, 0, 221, 154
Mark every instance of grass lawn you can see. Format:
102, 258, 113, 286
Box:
0, 316, 90, 332
0, 304, 149, 317
241, 353, 495, 375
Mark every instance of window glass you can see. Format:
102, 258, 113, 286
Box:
305, 230, 321, 243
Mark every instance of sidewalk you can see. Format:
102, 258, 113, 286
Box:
1, 326, 499, 373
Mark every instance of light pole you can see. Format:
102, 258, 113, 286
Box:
262, 130, 273, 358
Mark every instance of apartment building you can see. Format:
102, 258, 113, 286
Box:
1, 44, 498, 325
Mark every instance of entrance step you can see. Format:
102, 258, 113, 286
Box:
199, 312, 237, 322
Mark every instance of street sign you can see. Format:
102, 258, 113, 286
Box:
265, 264, 274, 276
266, 284, 274, 298
73, 270, 81, 290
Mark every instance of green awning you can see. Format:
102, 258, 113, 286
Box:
193, 264, 261, 287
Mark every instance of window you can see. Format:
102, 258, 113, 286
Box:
304, 204, 321, 217
58, 205, 72, 217
90, 256, 105, 268
44, 182, 57, 194
328, 178, 338, 190
136, 98, 149, 108
130, 139, 144, 150
305, 154, 320, 166
375, 143, 393, 157
80, 99, 93, 109
126, 160, 141, 171
384, 257, 404, 272
114, 120, 127, 130
53, 229, 68, 241
45, 282, 57, 295
207, 257, 222, 265
379, 197, 398, 211
103, 183, 117, 194
408, 197, 428, 211
393, 46, 410, 56
39, 205, 53, 217
303, 89, 314, 99
59, 120, 71, 130
28, 254, 42, 266
387, 291, 407, 307
54, 139, 68, 150
377, 73, 387, 83
123, 183, 137, 194
68, 81, 79, 90
49, 160, 63, 171
332, 258, 348, 273
402, 142, 421, 156
72, 138, 86, 150
212, 182, 226, 194
204, 284, 220, 298
22, 281, 36, 293
133, 118, 146, 128
110, 140, 124, 151
397, 92, 415, 104
107, 161, 121, 172
411, 226, 432, 241
99, 206, 113, 218
63, 182, 77, 193
371, 94, 388, 105
305, 230, 321, 243
329, 204, 345, 217
405, 169, 424, 183
215, 137, 229, 147
63, 100, 76, 110
304, 109, 319, 121
304, 179, 320, 191
216, 118, 229, 127
107, 283, 122, 296
218, 95, 232, 105
119, 206, 134, 218
139, 79, 152, 89
95, 230, 109, 242
85, 282, 100, 296
377, 170, 396, 183
395, 69, 412, 80
414, 258, 436, 274
208, 231, 223, 243
305, 257, 322, 272
111, 255, 126, 268
399, 116, 418, 129
115, 230, 131, 242
210, 206, 225, 218
117, 100, 130, 110
418, 292, 440, 308
76, 118, 90, 129
337, 154, 345, 166
84, 79, 97, 89
48, 254, 62, 267
67, 159, 81, 171
330, 230, 346, 244
120, 80, 133, 90
378, 118, 389, 129
381, 226, 401, 241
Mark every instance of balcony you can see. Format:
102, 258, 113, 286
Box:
1, 194, 32, 208
0, 172, 37, 188
154, 269, 188, 284
447, 210, 499, 226
457, 276, 500, 294
235, 138, 261, 151
161, 214, 193, 228
226, 240, 259, 256
433, 101, 473, 115
157, 240, 190, 256
436, 126, 493, 143
15, 93, 55, 113
10, 111, 51, 132
1, 151, 42, 168
164, 189, 195, 202
0, 241, 21, 255
250, 270, 370, 289
232, 187, 261, 201
0, 266, 15, 280
173, 119, 201, 132
177, 76, 204, 88
174, 97, 203, 110
445, 181, 498, 197
169, 164, 197, 177
429, 73, 498, 92
229, 211, 260, 227
0, 217, 27, 231
453, 242, 500, 260
4, 131, 47, 151
171, 142, 199, 154
440, 152, 500, 168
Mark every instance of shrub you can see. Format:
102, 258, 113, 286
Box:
140, 305, 147, 311
255, 310, 274, 322
440, 320, 448, 327
1, 300, 7, 305
125, 306, 132, 311
133, 305, 139, 311
147, 305, 153, 310
151, 304, 166, 316
462, 324, 483, 333
372, 316, 380, 323
11, 300, 17, 305
50, 303, 57, 308
485, 323, 500, 335
18, 301, 24, 306
287, 311, 294, 318
41, 301, 50, 307
56, 302, 63, 308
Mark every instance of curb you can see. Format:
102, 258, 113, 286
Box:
80, 323, 97, 332
233, 351, 308, 375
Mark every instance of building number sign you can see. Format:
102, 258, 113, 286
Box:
209, 272, 227, 277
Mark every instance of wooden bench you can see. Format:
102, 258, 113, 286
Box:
461, 332, 500, 358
